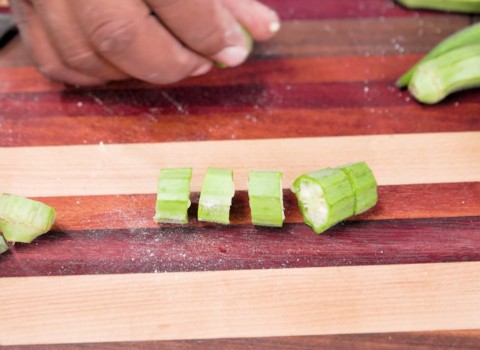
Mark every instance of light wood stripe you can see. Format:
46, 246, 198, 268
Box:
1, 262, 479, 345
1, 132, 478, 197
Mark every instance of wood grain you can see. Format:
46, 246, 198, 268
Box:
1, 103, 479, 147
5, 330, 480, 350
7, 182, 477, 231
1, 216, 479, 277
0, 0, 479, 347
0, 55, 421, 94
263, 0, 428, 20
3, 182, 478, 277
1, 132, 478, 197
2, 262, 480, 345
254, 17, 469, 58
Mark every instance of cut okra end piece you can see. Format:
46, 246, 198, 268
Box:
337, 162, 378, 215
248, 171, 284, 227
0, 235, 8, 254
292, 168, 355, 234
198, 167, 235, 225
154, 168, 193, 224
0, 194, 56, 244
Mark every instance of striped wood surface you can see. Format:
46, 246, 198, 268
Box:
0, 0, 479, 348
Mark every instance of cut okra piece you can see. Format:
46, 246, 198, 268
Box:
337, 162, 378, 215
248, 171, 284, 227
0, 235, 8, 254
292, 168, 355, 234
0, 194, 56, 243
198, 167, 235, 224
154, 168, 192, 224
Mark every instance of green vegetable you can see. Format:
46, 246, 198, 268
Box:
0, 235, 8, 254
409, 44, 480, 104
337, 162, 378, 215
397, 23, 480, 88
292, 168, 355, 234
396, 0, 480, 14
215, 27, 254, 69
198, 167, 235, 224
0, 194, 56, 243
154, 168, 192, 224
248, 171, 284, 227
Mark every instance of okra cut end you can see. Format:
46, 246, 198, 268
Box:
154, 168, 193, 224
292, 168, 355, 234
0, 194, 56, 244
198, 167, 235, 225
337, 162, 378, 215
0, 235, 8, 254
248, 171, 284, 227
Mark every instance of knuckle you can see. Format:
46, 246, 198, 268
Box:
61, 50, 96, 71
86, 14, 138, 55
196, 25, 232, 55
37, 63, 64, 81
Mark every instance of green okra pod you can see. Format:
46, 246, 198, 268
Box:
0, 194, 56, 243
409, 44, 480, 104
396, 0, 480, 14
397, 23, 480, 88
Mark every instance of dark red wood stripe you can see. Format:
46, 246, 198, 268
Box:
0, 55, 421, 94
21, 183, 479, 231
0, 82, 479, 119
0, 0, 423, 20
5, 330, 480, 350
1, 183, 479, 277
1, 216, 479, 277
1, 85, 479, 147
263, 0, 450, 20
0, 83, 400, 117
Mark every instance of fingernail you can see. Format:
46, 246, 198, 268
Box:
269, 20, 281, 33
191, 62, 212, 77
213, 46, 250, 68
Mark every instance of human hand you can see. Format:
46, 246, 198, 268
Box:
10, 0, 280, 86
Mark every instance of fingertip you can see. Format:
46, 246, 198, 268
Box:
191, 61, 213, 77
223, 0, 281, 41
213, 46, 250, 68
269, 19, 281, 34
253, 3, 281, 40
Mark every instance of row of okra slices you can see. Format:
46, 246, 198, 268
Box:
155, 161, 378, 232
0, 161, 378, 254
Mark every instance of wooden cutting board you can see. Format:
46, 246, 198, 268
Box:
0, 0, 479, 348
